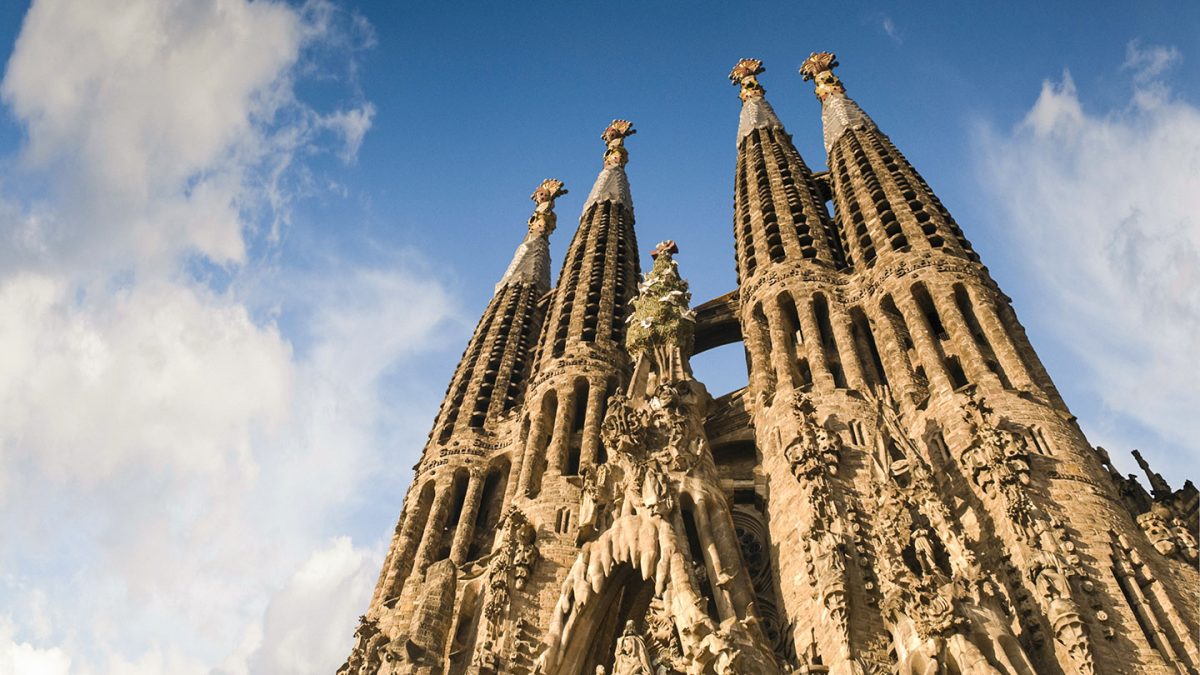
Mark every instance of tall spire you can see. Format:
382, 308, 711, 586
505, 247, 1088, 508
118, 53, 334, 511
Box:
495, 178, 567, 294
429, 179, 567, 443
583, 119, 635, 213
799, 51, 876, 154
729, 58, 847, 279
801, 51, 978, 264
730, 58, 785, 143
535, 120, 641, 364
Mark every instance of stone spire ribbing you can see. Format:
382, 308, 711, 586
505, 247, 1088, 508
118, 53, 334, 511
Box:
534, 120, 641, 365
496, 179, 567, 294
800, 51, 978, 267
430, 180, 567, 442
729, 58, 847, 281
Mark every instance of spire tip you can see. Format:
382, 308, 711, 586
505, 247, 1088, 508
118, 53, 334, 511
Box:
528, 178, 567, 236
729, 58, 766, 101
602, 120, 636, 167
800, 51, 844, 100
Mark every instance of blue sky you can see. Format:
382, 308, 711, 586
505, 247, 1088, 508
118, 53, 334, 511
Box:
0, 1, 1196, 673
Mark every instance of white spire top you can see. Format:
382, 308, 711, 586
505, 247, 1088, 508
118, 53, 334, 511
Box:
495, 178, 566, 294
583, 120, 636, 214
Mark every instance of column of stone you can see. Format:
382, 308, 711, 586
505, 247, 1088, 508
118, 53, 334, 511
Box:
763, 299, 798, 390
578, 377, 607, 469
544, 386, 573, 475
449, 469, 486, 564
374, 508, 423, 607
517, 405, 549, 495
893, 293, 954, 394
797, 294, 835, 390
411, 475, 454, 577
828, 303, 867, 391
864, 300, 917, 401
744, 303, 777, 396
705, 499, 760, 619
966, 287, 1037, 391
933, 288, 1001, 388
504, 427, 527, 505
693, 499, 737, 621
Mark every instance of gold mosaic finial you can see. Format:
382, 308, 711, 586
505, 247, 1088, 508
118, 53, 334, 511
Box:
528, 178, 567, 236
800, 51, 845, 101
602, 119, 636, 167
729, 58, 766, 101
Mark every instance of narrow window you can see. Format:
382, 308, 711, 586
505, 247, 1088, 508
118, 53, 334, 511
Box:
565, 379, 588, 476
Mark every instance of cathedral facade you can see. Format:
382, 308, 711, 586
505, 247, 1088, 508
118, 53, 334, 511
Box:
339, 53, 1199, 675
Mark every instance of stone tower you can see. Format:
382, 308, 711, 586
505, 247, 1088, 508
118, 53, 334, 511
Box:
340, 55, 1199, 675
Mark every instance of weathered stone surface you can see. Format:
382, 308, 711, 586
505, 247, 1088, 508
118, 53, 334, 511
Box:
342, 55, 1198, 675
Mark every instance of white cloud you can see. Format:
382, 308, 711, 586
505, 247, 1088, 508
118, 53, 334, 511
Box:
1123, 40, 1181, 79
0, 258, 455, 674
0, 618, 70, 675
976, 42, 1200, 477
0, 0, 457, 673
881, 16, 902, 45
0, 0, 374, 274
244, 537, 382, 674
0, 273, 293, 484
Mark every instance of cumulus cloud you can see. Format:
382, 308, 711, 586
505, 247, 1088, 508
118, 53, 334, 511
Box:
0, 617, 70, 675
0, 0, 458, 673
0, 0, 375, 273
0, 274, 293, 484
976, 41, 1200, 477
243, 537, 382, 674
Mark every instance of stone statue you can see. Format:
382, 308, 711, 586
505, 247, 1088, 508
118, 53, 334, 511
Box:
612, 620, 654, 675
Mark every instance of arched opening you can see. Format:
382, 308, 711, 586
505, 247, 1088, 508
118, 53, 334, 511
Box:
749, 302, 776, 395
447, 582, 483, 675
438, 469, 471, 562
812, 293, 847, 388
594, 378, 618, 465
953, 284, 1011, 388
387, 480, 437, 600
778, 292, 807, 387
467, 458, 510, 561
527, 390, 558, 498
850, 306, 889, 392
564, 378, 588, 476
555, 564, 661, 675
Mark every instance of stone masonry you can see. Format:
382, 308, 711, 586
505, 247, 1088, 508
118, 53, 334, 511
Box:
339, 54, 1199, 675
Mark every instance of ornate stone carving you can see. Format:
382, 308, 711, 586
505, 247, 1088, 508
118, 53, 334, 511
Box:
337, 615, 387, 675
728, 58, 766, 101
784, 393, 842, 483
602, 119, 636, 168
799, 51, 845, 101
627, 241, 696, 364
612, 620, 655, 675
529, 178, 568, 236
